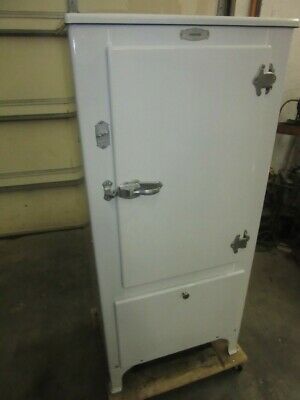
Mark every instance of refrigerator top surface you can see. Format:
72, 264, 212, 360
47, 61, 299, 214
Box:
65, 13, 299, 28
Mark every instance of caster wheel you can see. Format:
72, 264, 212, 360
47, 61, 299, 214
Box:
234, 364, 243, 372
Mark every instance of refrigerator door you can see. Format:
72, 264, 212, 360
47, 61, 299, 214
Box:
108, 43, 271, 288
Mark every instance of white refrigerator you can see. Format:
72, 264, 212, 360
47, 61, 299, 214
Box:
66, 13, 298, 393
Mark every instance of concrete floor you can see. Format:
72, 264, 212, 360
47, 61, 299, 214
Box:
1, 228, 299, 400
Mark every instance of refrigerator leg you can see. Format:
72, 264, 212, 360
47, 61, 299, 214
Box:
228, 337, 238, 356
109, 368, 123, 394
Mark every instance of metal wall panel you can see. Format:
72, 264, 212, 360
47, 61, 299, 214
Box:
0, 184, 88, 237
0, 36, 74, 117
0, 17, 82, 235
0, 0, 218, 236
0, 118, 82, 188
0, 1, 217, 14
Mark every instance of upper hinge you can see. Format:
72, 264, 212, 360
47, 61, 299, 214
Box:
253, 64, 276, 96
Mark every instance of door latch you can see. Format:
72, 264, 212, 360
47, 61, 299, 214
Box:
253, 64, 276, 96
102, 180, 163, 201
231, 230, 250, 254
95, 121, 110, 149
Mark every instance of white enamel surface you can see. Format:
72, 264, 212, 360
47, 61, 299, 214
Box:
67, 23, 295, 392
116, 269, 245, 367
65, 13, 299, 28
109, 43, 271, 288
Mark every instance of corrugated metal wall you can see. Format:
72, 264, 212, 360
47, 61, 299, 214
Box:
0, 1, 217, 236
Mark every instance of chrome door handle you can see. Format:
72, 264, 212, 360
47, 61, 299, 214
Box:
119, 180, 162, 198
102, 180, 163, 200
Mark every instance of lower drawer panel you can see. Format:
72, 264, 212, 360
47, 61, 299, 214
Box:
115, 269, 246, 368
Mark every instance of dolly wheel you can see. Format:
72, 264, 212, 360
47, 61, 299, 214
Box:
234, 364, 243, 372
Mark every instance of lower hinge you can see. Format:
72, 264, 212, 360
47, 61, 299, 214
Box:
231, 230, 250, 254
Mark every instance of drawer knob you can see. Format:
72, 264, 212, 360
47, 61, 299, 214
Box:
182, 291, 190, 300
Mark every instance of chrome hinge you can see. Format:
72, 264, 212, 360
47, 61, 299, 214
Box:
253, 64, 276, 96
95, 121, 110, 149
231, 230, 250, 254
102, 180, 116, 201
